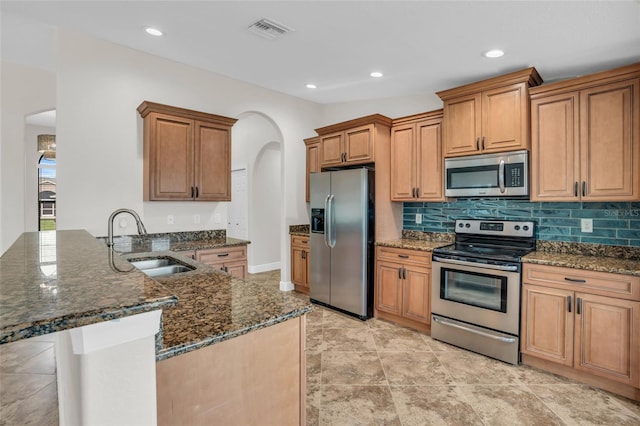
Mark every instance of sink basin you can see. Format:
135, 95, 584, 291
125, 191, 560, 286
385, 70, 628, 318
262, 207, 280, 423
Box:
130, 256, 195, 277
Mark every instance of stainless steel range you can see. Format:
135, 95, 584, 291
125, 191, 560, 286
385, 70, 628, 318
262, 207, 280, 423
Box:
431, 219, 535, 364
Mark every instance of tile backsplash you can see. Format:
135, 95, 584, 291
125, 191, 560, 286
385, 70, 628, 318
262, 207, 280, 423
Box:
403, 200, 640, 247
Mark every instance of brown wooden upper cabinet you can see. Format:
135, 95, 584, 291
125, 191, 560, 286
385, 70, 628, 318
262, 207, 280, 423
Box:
529, 63, 640, 202
437, 67, 542, 157
304, 136, 320, 202
390, 110, 444, 201
315, 114, 392, 168
137, 101, 237, 201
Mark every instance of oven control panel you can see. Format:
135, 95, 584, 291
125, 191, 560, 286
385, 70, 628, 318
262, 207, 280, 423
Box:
455, 219, 535, 238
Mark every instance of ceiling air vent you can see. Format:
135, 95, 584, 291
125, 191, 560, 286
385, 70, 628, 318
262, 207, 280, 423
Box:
248, 18, 294, 40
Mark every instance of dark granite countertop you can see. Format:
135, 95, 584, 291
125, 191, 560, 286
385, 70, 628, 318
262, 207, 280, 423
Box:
375, 239, 448, 252
289, 224, 309, 237
136, 254, 312, 361
102, 230, 249, 255
0, 230, 178, 344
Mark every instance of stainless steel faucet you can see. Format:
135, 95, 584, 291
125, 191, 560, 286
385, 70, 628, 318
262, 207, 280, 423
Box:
107, 208, 147, 247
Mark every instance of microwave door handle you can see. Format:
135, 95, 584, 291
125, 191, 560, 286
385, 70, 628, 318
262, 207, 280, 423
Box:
432, 255, 518, 272
498, 159, 506, 193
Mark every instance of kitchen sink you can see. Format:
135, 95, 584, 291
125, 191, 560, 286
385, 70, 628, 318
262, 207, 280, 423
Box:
129, 256, 195, 277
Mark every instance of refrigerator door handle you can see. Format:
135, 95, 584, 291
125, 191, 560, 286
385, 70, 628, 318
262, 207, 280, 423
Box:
323, 194, 331, 248
327, 194, 336, 248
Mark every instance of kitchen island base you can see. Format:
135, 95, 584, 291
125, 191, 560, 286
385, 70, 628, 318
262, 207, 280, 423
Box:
156, 315, 306, 425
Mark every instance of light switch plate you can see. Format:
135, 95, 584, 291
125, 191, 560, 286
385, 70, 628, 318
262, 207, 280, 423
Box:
167, 215, 174, 225
415, 213, 422, 224
581, 218, 593, 233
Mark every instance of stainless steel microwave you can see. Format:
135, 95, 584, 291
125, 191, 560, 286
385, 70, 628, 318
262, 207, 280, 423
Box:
445, 150, 528, 198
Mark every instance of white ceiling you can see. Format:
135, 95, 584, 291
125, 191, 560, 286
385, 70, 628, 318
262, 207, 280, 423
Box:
2, 1, 640, 105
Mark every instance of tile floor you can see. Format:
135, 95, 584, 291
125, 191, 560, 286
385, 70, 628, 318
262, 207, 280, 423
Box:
1, 270, 639, 425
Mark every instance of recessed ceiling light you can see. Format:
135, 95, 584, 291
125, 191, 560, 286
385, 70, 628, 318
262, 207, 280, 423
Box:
145, 27, 163, 37
306, 83, 317, 89
370, 71, 383, 78
484, 49, 504, 58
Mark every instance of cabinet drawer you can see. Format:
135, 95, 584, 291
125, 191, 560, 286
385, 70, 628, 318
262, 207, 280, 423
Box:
523, 264, 640, 301
291, 235, 310, 247
197, 245, 247, 264
376, 246, 431, 266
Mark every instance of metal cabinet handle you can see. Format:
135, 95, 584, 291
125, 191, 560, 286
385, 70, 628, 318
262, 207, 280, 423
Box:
398, 267, 402, 280
481, 136, 485, 150
476, 137, 480, 150
217, 253, 229, 257
416, 187, 420, 198
498, 159, 506, 193
398, 254, 409, 259
567, 295, 572, 313
191, 186, 195, 198
302, 250, 306, 260
577, 297, 582, 315
301, 240, 308, 244
403, 267, 407, 280
564, 277, 586, 283
582, 181, 586, 197
195, 187, 199, 198
574, 182, 578, 197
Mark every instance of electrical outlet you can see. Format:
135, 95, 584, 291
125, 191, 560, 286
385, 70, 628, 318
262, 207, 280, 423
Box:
581, 218, 593, 233
194, 214, 200, 224
415, 213, 422, 224
167, 215, 174, 225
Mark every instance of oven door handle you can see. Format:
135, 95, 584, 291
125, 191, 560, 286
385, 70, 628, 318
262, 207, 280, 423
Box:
432, 316, 517, 343
432, 256, 518, 272
498, 159, 506, 193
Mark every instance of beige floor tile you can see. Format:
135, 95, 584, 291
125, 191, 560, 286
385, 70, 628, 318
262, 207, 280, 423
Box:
0, 377, 58, 426
305, 305, 324, 327
307, 352, 322, 385
528, 384, 640, 425
379, 351, 454, 385
435, 349, 521, 385
322, 309, 369, 329
461, 384, 565, 426
13, 347, 56, 375
0, 340, 54, 373
321, 352, 387, 385
372, 327, 431, 352
306, 382, 321, 426
390, 385, 484, 426
306, 326, 326, 354
323, 327, 376, 352
319, 385, 400, 426
511, 364, 571, 385
366, 317, 399, 330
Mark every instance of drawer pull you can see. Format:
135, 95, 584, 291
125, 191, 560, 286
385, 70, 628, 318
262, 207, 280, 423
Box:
577, 297, 582, 315
567, 295, 572, 313
564, 277, 586, 283
398, 254, 409, 259
217, 253, 230, 257
301, 240, 308, 244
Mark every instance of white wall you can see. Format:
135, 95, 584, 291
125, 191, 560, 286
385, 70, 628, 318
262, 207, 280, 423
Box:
52, 29, 320, 282
232, 112, 283, 272
0, 62, 56, 253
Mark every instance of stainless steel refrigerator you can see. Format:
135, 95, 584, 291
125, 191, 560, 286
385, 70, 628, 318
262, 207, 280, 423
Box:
309, 168, 375, 319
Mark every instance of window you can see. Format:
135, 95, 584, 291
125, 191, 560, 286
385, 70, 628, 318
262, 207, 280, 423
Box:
38, 155, 56, 230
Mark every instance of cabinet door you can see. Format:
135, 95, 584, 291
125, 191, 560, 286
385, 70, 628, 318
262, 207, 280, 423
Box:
580, 79, 640, 201
194, 122, 231, 201
530, 92, 580, 201
416, 119, 444, 201
320, 133, 343, 167
225, 261, 247, 280
150, 113, 194, 200
390, 123, 416, 200
402, 265, 431, 324
305, 140, 320, 202
443, 93, 481, 157
521, 284, 574, 367
291, 245, 307, 287
344, 125, 374, 164
376, 261, 403, 315
482, 83, 528, 153
574, 293, 640, 386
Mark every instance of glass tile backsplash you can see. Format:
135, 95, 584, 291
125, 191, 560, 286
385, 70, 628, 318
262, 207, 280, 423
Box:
403, 200, 640, 247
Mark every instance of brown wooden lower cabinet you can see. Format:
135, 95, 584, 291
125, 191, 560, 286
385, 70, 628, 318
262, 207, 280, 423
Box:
374, 246, 431, 332
156, 316, 306, 425
291, 235, 310, 294
521, 263, 640, 400
196, 245, 247, 279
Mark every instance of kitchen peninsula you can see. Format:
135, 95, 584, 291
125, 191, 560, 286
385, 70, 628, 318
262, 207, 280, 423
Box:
0, 229, 312, 425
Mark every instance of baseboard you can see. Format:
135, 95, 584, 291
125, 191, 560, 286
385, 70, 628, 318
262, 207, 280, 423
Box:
280, 281, 294, 292
248, 261, 281, 274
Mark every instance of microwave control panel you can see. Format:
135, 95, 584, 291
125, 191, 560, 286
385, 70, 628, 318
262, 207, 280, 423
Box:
505, 163, 524, 187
